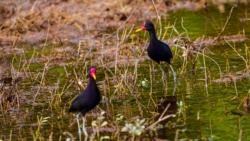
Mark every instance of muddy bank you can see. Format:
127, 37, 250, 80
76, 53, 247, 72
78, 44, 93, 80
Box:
1, 0, 248, 44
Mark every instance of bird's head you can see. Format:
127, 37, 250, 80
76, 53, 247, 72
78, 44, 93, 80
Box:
89, 66, 96, 80
135, 21, 155, 32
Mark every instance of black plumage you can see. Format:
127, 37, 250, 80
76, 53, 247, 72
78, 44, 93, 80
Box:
136, 21, 176, 82
137, 21, 173, 64
69, 66, 100, 136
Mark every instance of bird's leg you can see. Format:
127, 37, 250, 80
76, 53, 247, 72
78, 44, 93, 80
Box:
76, 113, 82, 135
159, 64, 165, 82
82, 116, 88, 136
169, 65, 177, 83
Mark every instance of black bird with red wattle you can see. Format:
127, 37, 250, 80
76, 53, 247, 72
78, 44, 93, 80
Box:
69, 66, 101, 136
136, 21, 177, 82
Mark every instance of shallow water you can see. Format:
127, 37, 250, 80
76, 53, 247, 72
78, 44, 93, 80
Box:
0, 2, 250, 141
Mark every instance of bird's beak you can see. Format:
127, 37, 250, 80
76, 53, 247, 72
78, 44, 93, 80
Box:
135, 28, 143, 32
135, 24, 146, 32
92, 74, 96, 80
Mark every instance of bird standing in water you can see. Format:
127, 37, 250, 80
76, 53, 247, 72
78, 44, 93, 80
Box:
69, 66, 101, 136
136, 21, 177, 82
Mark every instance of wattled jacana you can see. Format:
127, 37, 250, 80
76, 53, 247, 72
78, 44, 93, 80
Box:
69, 66, 101, 136
136, 21, 177, 82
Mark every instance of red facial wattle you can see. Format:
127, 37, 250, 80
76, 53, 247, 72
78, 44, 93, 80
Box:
135, 23, 147, 32
141, 23, 146, 30
90, 68, 96, 80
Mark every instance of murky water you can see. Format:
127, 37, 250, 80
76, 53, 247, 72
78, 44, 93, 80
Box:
1, 2, 250, 141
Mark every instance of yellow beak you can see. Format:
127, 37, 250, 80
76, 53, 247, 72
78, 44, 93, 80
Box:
135, 28, 143, 32
93, 74, 96, 80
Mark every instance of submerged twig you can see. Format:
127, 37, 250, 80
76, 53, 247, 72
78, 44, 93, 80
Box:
215, 7, 234, 41
146, 103, 175, 130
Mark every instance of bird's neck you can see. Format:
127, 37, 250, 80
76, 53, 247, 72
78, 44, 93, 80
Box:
88, 77, 96, 86
149, 29, 158, 41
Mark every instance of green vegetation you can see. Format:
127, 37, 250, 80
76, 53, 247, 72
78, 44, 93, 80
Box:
0, 0, 250, 141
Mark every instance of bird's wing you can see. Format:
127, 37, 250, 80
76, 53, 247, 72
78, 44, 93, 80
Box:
69, 91, 88, 112
160, 41, 173, 58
